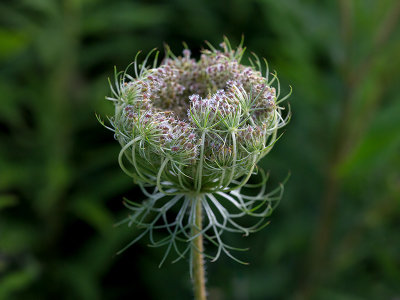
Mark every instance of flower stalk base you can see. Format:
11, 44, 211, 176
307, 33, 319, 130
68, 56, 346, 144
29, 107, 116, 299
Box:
191, 195, 207, 300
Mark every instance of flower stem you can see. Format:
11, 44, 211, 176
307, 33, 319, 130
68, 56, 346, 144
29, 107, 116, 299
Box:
192, 195, 207, 300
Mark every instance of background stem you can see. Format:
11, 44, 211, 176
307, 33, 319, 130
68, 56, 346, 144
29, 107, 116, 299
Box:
192, 196, 207, 300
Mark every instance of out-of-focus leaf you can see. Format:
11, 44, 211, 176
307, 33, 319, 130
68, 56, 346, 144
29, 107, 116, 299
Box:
0, 262, 39, 300
82, 3, 170, 34
0, 194, 18, 210
0, 221, 37, 253
0, 29, 29, 60
338, 97, 400, 178
69, 197, 113, 233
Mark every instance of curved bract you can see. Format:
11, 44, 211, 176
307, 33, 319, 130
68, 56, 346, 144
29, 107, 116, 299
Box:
115, 169, 288, 267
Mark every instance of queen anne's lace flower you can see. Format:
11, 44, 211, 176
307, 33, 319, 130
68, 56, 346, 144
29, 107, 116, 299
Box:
100, 38, 291, 266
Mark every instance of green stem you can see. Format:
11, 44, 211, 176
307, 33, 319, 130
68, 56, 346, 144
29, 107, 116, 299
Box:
191, 195, 207, 300
196, 131, 207, 193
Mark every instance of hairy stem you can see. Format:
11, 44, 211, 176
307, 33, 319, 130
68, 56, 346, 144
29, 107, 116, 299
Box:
191, 195, 207, 300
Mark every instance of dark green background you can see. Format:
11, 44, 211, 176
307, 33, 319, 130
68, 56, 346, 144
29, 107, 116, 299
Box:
1, 0, 399, 299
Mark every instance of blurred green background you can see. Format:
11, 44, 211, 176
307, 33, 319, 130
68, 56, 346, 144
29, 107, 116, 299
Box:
1, 0, 399, 299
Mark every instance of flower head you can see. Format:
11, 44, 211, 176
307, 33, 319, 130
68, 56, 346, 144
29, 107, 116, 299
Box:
101, 38, 291, 265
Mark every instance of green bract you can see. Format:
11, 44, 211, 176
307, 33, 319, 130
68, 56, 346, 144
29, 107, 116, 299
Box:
101, 38, 291, 265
